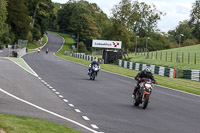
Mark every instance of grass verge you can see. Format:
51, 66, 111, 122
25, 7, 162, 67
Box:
0, 113, 81, 133
128, 45, 200, 70
54, 32, 200, 95
6, 57, 37, 76
27, 35, 48, 52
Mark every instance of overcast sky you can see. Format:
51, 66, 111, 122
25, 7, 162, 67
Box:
52, 0, 194, 32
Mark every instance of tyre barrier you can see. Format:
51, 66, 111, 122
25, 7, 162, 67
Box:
118, 60, 176, 78
183, 70, 200, 81
72, 53, 104, 64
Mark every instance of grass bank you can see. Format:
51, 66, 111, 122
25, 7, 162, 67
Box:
128, 45, 200, 70
0, 113, 81, 133
54, 32, 200, 95
27, 35, 48, 52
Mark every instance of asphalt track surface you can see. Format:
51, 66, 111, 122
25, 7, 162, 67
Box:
23, 33, 200, 133
0, 57, 92, 133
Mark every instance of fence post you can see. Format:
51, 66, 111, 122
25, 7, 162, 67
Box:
135, 48, 137, 55
156, 51, 157, 60
160, 52, 162, 60
176, 52, 178, 62
194, 53, 196, 64
166, 51, 167, 61
171, 52, 172, 62
182, 52, 184, 63
188, 53, 190, 64
152, 51, 153, 59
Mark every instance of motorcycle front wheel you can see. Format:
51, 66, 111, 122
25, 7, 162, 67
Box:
91, 72, 95, 80
142, 94, 149, 109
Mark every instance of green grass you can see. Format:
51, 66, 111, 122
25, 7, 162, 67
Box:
0, 113, 81, 133
128, 45, 200, 70
6, 57, 37, 76
54, 31, 200, 95
27, 35, 48, 51
27, 42, 39, 49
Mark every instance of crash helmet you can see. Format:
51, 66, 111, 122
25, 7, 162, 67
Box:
94, 59, 98, 63
146, 66, 151, 72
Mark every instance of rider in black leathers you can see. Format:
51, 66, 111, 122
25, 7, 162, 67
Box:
132, 66, 157, 97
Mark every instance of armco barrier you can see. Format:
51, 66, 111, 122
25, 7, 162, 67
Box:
183, 70, 200, 81
118, 60, 176, 78
72, 53, 103, 63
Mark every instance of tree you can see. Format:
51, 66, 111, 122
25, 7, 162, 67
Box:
57, 0, 101, 41
7, 0, 31, 41
111, 0, 164, 37
131, 1, 164, 37
25, 0, 55, 39
86, 2, 111, 39
168, 20, 195, 47
175, 21, 193, 42
0, 0, 10, 44
190, 0, 200, 40
110, 0, 165, 50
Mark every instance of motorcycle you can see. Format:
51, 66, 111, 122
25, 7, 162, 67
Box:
88, 64, 100, 80
133, 78, 154, 109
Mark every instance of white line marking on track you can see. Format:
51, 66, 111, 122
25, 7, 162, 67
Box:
49, 86, 53, 89
41, 80, 45, 83
21, 58, 38, 77
59, 95, 63, 98
0, 88, 100, 133
52, 89, 56, 91
156, 84, 200, 97
63, 99, 68, 102
38, 77, 41, 80
55, 92, 60, 95
43, 82, 47, 85
91, 124, 99, 129
82, 116, 90, 121
69, 104, 74, 107
75, 109, 81, 113
46, 84, 50, 87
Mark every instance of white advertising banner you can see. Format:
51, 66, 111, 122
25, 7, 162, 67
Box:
92, 40, 122, 49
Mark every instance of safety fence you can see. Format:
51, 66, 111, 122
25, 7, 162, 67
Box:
134, 49, 199, 64
72, 53, 104, 63
183, 70, 200, 81
118, 60, 176, 78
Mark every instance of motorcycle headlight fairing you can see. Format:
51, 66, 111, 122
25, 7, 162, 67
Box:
145, 84, 151, 89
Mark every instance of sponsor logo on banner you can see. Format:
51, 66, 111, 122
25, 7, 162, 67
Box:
92, 40, 122, 49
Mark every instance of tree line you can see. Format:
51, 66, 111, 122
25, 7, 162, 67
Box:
56, 0, 170, 52
168, 0, 200, 48
56, 0, 200, 53
0, 0, 55, 45
1, 0, 200, 53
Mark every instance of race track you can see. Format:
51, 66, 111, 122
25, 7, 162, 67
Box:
23, 32, 200, 133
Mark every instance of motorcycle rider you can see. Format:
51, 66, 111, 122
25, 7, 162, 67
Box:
88, 59, 100, 75
132, 66, 157, 98
46, 48, 48, 54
